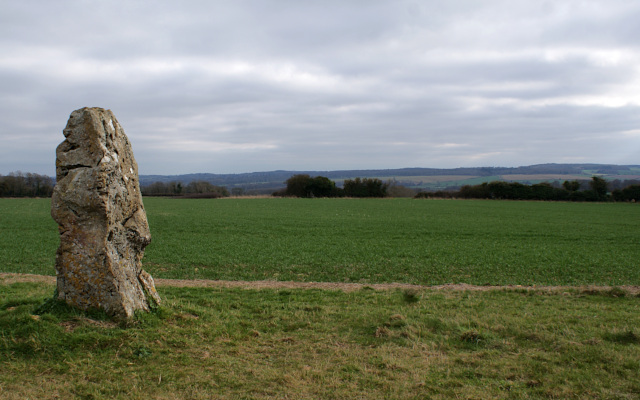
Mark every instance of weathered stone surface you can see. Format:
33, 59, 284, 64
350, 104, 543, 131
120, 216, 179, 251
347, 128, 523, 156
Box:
51, 107, 160, 319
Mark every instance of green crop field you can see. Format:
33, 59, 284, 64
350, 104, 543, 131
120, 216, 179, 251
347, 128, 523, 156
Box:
1, 197, 639, 285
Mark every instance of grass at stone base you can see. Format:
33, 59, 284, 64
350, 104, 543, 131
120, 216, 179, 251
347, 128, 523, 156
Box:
2, 281, 640, 399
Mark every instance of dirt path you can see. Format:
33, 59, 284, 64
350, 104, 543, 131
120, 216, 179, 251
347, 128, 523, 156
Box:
2, 273, 639, 295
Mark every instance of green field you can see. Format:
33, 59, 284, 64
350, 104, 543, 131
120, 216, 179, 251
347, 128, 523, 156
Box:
1, 197, 639, 285
2, 198, 640, 399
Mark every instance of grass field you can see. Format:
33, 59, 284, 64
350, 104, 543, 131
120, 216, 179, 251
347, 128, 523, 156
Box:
2, 198, 640, 398
1, 280, 639, 399
1, 197, 638, 286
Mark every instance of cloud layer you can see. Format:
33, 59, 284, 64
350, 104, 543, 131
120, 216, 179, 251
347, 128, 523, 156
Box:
2, 0, 640, 175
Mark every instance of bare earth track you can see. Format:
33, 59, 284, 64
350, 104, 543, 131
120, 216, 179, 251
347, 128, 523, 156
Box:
2, 273, 639, 295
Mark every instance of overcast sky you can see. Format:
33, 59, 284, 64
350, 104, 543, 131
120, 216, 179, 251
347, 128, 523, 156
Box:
2, 0, 640, 176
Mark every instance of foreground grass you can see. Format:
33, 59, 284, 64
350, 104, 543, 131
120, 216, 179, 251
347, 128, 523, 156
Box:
2, 197, 638, 286
1, 281, 639, 399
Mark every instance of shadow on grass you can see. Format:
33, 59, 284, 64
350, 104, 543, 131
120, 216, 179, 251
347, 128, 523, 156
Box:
604, 330, 640, 345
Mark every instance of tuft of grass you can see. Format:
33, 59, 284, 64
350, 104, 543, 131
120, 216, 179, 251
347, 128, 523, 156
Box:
604, 287, 629, 298
402, 288, 421, 304
460, 329, 483, 344
581, 287, 631, 298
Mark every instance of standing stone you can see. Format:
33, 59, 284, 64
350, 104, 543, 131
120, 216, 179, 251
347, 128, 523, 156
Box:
51, 107, 160, 319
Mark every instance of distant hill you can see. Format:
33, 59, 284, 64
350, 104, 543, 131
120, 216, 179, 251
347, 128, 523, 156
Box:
139, 164, 640, 194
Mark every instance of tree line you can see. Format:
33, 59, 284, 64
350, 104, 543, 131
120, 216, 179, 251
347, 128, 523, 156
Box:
416, 177, 640, 202
273, 174, 391, 198
140, 180, 230, 198
0, 172, 54, 197
0, 172, 234, 199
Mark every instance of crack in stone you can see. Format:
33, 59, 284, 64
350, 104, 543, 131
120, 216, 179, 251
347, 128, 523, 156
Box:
61, 163, 92, 171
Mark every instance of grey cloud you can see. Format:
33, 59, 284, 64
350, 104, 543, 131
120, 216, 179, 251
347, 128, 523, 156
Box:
1, 0, 639, 176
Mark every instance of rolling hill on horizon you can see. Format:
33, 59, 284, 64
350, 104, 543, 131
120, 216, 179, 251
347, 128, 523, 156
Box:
139, 163, 640, 194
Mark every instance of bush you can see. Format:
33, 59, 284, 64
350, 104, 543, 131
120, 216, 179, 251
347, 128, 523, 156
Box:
343, 178, 388, 198
283, 174, 341, 198
612, 185, 640, 202
589, 177, 609, 201
284, 174, 312, 197
458, 183, 491, 199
